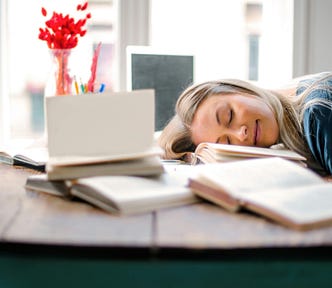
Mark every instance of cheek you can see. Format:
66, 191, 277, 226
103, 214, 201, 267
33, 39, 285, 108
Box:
190, 120, 205, 145
269, 119, 279, 138
191, 118, 217, 145
265, 111, 280, 143
251, 100, 275, 121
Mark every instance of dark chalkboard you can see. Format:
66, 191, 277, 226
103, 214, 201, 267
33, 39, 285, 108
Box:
129, 52, 194, 131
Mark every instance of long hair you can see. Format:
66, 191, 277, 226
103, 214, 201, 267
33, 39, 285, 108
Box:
158, 72, 332, 164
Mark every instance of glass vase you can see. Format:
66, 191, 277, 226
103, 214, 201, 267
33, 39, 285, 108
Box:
44, 49, 73, 97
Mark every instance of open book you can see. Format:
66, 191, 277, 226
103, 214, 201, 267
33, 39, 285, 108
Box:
45, 89, 164, 180
0, 138, 48, 171
25, 172, 199, 215
188, 157, 332, 230
190, 142, 306, 164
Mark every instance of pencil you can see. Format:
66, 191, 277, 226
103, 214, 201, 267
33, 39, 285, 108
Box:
74, 77, 79, 95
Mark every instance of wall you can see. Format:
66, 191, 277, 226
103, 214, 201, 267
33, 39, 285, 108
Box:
293, 0, 332, 76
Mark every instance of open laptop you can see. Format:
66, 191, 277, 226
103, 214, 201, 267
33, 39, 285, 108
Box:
127, 46, 194, 131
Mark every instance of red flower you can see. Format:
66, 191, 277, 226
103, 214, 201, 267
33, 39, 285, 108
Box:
41, 7, 47, 17
38, 2, 91, 49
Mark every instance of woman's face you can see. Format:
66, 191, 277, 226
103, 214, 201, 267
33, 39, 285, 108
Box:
190, 93, 279, 147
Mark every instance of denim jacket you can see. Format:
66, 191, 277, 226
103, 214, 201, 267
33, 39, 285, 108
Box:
297, 72, 332, 175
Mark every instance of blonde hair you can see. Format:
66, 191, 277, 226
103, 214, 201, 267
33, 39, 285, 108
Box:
158, 72, 332, 163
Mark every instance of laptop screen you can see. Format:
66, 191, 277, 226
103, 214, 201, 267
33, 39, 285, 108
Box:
127, 46, 194, 131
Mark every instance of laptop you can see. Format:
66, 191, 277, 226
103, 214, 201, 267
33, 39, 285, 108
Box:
127, 46, 194, 131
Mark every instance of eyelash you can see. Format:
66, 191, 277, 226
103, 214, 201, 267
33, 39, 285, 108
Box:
228, 109, 233, 126
226, 109, 233, 144
216, 108, 233, 145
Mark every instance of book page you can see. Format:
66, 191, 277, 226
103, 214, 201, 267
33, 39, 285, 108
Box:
0, 138, 48, 166
15, 146, 49, 165
195, 142, 306, 161
240, 183, 332, 228
0, 139, 36, 160
71, 173, 198, 214
46, 90, 154, 160
194, 158, 324, 198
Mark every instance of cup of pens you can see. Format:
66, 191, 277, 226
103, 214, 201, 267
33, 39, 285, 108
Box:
74, 76, 106, 95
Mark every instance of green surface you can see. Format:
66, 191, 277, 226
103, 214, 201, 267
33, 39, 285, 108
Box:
1, 255, 332, 288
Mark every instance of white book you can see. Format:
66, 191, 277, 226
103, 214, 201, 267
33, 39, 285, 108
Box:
191, 142, 306, 164
0, 138, 48, 171
46, 89, 155, 167
45, 90, 164, 179
26, 172, 199, 215
189, 157, 332, 230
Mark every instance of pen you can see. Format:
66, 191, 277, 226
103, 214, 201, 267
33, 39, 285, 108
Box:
99, 83, 105, 93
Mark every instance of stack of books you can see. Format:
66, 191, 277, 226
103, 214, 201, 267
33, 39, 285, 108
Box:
25, 90, 198, 215
45, 89, 164, 180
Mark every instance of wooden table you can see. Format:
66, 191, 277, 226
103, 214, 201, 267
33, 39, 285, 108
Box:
1, 163, 332, 288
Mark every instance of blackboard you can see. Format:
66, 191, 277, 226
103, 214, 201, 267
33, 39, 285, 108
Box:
130, 53, 194, 131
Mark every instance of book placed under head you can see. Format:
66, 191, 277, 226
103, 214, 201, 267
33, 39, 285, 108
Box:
190, 142, 306, 164
45, 89, 164, 180
188, 157, 332, 230
25, 171, 199, 215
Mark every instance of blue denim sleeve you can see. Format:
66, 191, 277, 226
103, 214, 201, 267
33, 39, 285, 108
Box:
303, 96, 332, 175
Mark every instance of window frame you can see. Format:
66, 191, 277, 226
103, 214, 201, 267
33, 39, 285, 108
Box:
0, 0, 10, 145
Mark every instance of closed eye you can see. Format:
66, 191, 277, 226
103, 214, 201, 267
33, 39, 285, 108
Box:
228, 109, 233, 126
216, 110, 220, 125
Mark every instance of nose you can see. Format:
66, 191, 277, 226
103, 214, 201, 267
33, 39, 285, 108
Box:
234, 125, 248, 142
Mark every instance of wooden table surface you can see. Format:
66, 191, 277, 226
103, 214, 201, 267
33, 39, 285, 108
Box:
2, 163, 332, 288
2, 163, 332, 253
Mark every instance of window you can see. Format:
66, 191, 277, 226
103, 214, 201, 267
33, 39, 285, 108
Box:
0, 0, 293, 144
150, 0, 293, 85
245, 2, 262, 81
0, 0, 116, 143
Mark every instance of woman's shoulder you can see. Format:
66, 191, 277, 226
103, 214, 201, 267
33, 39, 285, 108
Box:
301, 73, 332, 175
296, 71, 332, 101
295, 71, 332, 83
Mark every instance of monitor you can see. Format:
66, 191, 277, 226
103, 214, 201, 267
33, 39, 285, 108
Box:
127, 46, 194, 131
